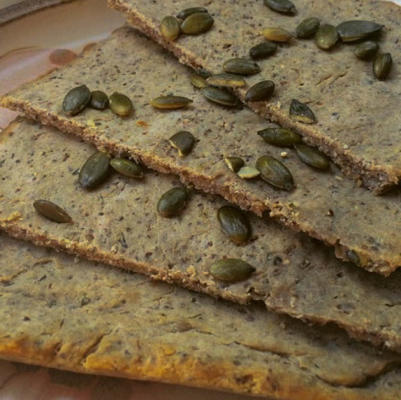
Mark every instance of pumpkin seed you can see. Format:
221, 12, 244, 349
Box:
256, 155, 294, 191
190, 74, 208, 89
62, 84, 91, 116
346, 250, 361, 267
245, 80, 275, 102
177, 7, 208, 20
337, 20, 383, 43
315, 24, 339, 50
201, 87, 238, 107
264, 0, 296, 15
181, 12, 214, 35
257, 127, 302, 147
196, 69, 212, 78
79, 151, 110, 189
223, 58, 261, 76
90, 90, 109, 110
210, 258, 255, 282
110, 158, 144, 179
109, 92, 133, 117
169, 131, 196, 156
160, 16, 181, 41
224, 156, 244, 172
33, 200, 72, 223
262, 27, 293, 42
296, 17, 320, 39
157, 187, 189, 218
237, 166, 261, 179
354, 41, 379, 60
217, 206, 251, 245
373, 53, 392, 80
294, 144, 329, 170
150, 95, 193, 110
289, 99, 317, 124
249, 41, 277, 60
207, 73, 246, 88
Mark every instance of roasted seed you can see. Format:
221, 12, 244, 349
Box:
373, 53, 392, 80
160, 16, 181, 41
150, 95, 193, 110
337, 20, 383, 43
210, 258, 255, 282
217, 206, 251, 245
207, 73, 246, 88
201, 87, 238, 107
354, 41, 379, 60
90, 90, 109, 110
62, 84, 91, 116
181, 12, 214, 35
294, 144, 329, 170
256, 155, 294, 191
109, 92, 133, 117
224, 156, 244, 172
258, 127, 302, 147
262, 27, 292, 42
346, 250, 361, 267
315, 24, 339, 50
289, 99, 317, 124
169, 131, 196, 156
79, 151, 110, 189
223, 58, 261, 76
177, 7, 208, 20
237, 166, 261, 179
196, 69, 212, 78
296, 17, 320, 39
249, 41, 277, 60
190, 74, 208, 89
110, 158, 144, 179
264, 0, 296, 14
245, 80, 275, 102
157, 187, 188, 218
33, 200, 72, 223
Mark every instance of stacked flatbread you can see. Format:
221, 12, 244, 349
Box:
1, 1, 401, 398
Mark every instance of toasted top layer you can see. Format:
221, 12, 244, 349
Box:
112, 0, 401, 193
4, 119, 401, 356
2, 27, 401, 275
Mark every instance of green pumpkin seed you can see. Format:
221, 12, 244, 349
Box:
110, 158, 144, 179
294, 144, 329, 170
150, 95, 193, 110
256, 155, 294, 191
177, 7, 208, 20
109, 92, 133, 117
337, 20, 383, 43
296, 17, 320, 39
201, 87, 238, 107
157, 187, 189, 218
258, 127, 302, 147
169, 131, 196, 156
264, 0, 296, 14
373, 53, 392, 80
224, 156, 244, 173
79, 151, 110, 189
33, 200, 72, 223
62, 84, 91, 116
315, 24, 339, 50
289, 99, 317, 124
210, 258, 255, 282
245, 80, 275, 102
181, 12, 214, 35
223, 58, 261, 76
90, 90, 109, 110
249, 41, 277, 60
354, 41, 379, 60
262, 27, 293, 42
207, 73, 246, 88
195, 69, 212, 79
346, 250, 361, 267
237, 166, 261, 179
190, 74, 208, 89
160, 16, 181, 41
217, 206, 251, 245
